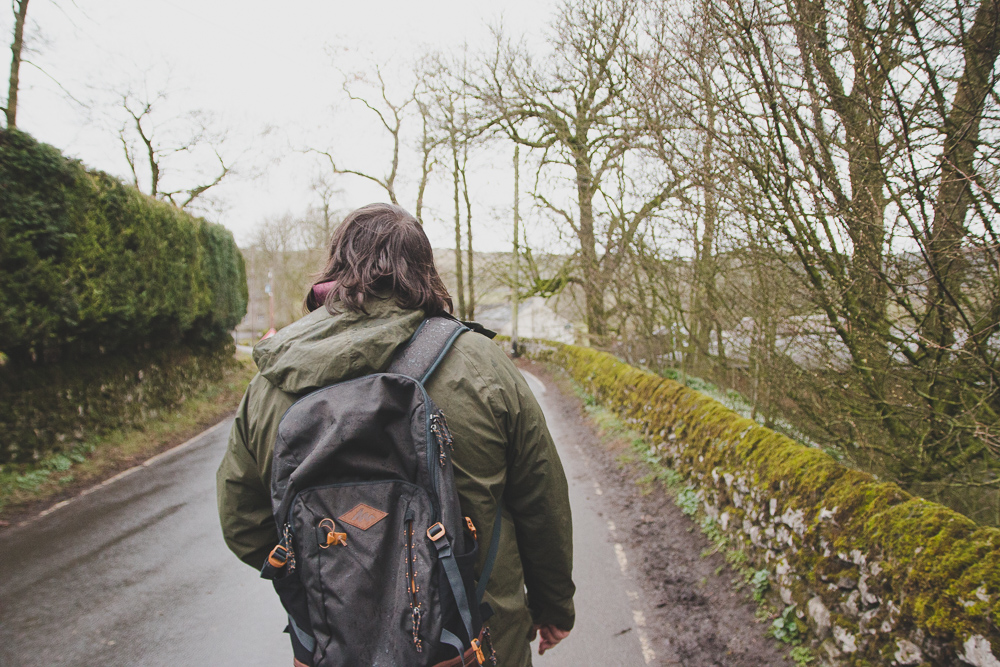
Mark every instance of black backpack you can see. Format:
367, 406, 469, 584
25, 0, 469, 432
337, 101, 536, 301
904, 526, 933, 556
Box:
260, 317, 502, 667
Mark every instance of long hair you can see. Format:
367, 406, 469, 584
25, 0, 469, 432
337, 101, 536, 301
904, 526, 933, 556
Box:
305, 203, 453, 316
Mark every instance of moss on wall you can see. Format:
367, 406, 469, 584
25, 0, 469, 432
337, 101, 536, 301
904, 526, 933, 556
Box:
527, 340, 1000, 666
0, 342, 235, 463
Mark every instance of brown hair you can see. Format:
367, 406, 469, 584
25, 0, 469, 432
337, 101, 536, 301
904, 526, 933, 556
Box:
305, 203, 453, 316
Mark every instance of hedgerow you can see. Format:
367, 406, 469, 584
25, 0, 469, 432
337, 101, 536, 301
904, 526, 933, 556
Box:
0, 128, 246, 364
0, 129, 247, 463
0, 344, 235, 463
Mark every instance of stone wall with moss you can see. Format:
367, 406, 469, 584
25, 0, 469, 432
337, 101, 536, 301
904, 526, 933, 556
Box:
525, 340, 1000, 666
0, 342, 235, 463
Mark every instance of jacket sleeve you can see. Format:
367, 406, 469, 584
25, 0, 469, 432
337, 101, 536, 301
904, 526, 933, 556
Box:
499, 358, 576, 631
216, 386, 279, 570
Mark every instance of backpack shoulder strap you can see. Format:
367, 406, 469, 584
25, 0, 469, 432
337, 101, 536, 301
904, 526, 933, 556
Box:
387, 316, 467, 384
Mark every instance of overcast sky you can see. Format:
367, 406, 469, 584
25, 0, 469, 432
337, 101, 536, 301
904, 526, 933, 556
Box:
4, 0, 560, 248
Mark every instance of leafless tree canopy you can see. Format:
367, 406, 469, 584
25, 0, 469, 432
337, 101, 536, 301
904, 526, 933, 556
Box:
117, 88, 234, 212
238, 0, 1000, 522
443, 0, 1000, 521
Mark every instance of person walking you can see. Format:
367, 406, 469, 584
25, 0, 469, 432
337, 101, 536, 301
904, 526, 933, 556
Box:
217, 203, 574, 666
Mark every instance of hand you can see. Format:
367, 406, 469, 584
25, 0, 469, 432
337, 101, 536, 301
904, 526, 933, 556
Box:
528, 624, 570, 655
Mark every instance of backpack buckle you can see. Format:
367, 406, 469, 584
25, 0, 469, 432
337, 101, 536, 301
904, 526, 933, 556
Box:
426, 522, 446, 542
267, 544, 290, 568
465, 517, 477, 541
471, 637, 486, 665
319, 518, 347, 548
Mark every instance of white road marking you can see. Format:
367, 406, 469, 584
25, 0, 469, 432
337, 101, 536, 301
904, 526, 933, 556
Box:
523, 364, 654, 665
612, 518, 656, 664
100, 466, 141, 486
37, 499, 72, 518
142, 419, 229, 467
17, 418, 230, 527
631, 611, 656, 663
614, 543, 628, 574
519, 369, 547, 395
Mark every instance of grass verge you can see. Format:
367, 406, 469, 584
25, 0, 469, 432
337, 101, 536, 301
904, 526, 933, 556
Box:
0, 353, 255, 528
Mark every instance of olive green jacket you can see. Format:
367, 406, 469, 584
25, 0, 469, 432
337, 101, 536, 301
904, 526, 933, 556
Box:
216, 297, 575, 666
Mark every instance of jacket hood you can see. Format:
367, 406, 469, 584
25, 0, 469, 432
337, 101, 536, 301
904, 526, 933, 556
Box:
252, 296, 425, 394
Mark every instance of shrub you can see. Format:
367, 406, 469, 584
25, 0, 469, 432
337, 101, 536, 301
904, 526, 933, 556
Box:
0, 129, 247, 462
0, 129, 246, 366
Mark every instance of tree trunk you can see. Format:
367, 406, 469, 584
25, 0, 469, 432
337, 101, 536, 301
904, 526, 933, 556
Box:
692, 94, 718, 373
462, 157, 475, 320
575, 154, 605, 339
451, 132, 466, 319
416, 102, 434, 221
6, 0, 29, 129
926, 0, 1000, 346
922, 0, 1000, 461
512, 146, 521, 355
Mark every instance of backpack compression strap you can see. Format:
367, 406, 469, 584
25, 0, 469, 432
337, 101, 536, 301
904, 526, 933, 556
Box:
476, 502, 504, 606
388, 317, 468, 383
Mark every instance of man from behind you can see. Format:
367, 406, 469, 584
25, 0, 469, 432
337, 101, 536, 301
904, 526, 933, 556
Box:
217, 203, 574, 665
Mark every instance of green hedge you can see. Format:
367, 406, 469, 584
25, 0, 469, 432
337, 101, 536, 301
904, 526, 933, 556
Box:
0, 129, 247, 365
527, 340, 1000, 666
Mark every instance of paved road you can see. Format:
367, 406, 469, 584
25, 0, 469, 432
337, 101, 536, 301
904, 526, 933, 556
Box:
522, 370, 651, 667
0, 371, 650, 666
0, 421, 289, 666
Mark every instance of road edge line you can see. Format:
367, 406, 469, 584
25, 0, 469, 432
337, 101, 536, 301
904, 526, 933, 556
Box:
23, 418, 231, 526
519, 368, 548, 395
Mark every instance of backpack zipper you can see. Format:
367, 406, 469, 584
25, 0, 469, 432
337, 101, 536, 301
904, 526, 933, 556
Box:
405, 510, 422, 652
416, 384, 442, 516
430, 411, 454, 468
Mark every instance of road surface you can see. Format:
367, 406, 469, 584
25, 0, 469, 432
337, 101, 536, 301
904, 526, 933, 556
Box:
0, 371, 652, 666
0, 421, 289, 666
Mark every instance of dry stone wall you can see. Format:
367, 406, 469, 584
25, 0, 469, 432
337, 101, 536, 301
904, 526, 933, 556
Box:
0, 343, 234, 462
525, 340, 1000, 666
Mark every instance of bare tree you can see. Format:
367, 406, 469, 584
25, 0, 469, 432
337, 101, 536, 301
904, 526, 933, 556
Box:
311, 64, 441, 220
301, 172, 343, 251
474, 0, 679, 340
691, 0, 1000, 484
117, 88, 233, 211
4, 0, 29, 128
248, 214, 323, 328
314, 67, 408, 205
426, 52, 483, 320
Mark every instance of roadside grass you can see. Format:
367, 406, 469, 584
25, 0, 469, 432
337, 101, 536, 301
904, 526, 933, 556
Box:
561, 366, 817, 666
0, 353, 256, 525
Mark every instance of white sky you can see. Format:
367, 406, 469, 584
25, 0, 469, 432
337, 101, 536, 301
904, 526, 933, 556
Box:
4, 0, 560, 248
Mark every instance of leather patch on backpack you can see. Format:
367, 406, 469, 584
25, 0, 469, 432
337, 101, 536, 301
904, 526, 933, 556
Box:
339, 503, 388, 530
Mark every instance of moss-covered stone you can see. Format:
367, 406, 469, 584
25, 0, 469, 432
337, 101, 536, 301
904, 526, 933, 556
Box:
525, 339, 1000, 666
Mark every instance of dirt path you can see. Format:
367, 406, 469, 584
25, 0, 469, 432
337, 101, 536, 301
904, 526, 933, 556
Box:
521, 360, 792, 667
